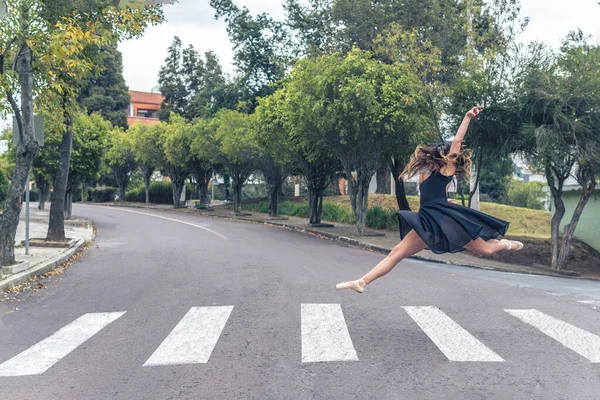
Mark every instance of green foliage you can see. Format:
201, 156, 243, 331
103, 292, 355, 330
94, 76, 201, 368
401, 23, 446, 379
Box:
78, 46, 130, 128
158, 37, 238, 120
131, 123, 163, 174
88, 187, 117, 202
366, 206, 399, 231
212, 109, 259, 170
0, 169, 8, 210
125, 181, 174, 204
506, 180, 545, 210
479, 156, 514, 202
69, 113, 111, 186
210, 0, 290, 108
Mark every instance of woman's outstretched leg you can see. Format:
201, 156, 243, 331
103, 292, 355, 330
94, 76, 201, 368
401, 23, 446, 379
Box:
336, 230, 427, 293
464, 238, 524, 256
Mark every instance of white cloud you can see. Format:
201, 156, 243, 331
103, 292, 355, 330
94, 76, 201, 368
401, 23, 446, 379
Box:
518, 0, 600, 48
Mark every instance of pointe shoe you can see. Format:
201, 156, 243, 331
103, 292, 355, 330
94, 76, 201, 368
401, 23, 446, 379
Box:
336, 279, 366, 293
501, 239, 524, 251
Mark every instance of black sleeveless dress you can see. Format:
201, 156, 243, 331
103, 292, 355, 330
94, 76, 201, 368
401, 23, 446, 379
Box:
398, 171, 509, 254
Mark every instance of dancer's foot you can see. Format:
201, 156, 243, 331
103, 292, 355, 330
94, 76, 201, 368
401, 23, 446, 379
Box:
501, 239, 524, 251
336, 278, 366, 293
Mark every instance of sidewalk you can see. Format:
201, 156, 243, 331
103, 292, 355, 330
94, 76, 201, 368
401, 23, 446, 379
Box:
94, 201, 593, 280
0, 206, 95, 291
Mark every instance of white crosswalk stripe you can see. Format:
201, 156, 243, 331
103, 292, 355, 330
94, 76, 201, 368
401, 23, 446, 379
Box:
144, 306, 234, 366
403, 306, 504, 362
301, 303, 358, 363
3, 306, 600, 373
506, 309, 600, 362
0, 312, 126, 377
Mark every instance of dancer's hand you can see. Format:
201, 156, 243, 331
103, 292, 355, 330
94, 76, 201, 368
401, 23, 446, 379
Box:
448, 199, 459, 205
466, 106, 483, 119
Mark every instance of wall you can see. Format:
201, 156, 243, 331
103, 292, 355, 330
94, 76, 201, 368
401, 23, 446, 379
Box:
560, 189, 600, 252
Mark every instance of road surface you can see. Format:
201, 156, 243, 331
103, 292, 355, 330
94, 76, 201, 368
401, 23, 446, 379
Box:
1, 205, 599, 399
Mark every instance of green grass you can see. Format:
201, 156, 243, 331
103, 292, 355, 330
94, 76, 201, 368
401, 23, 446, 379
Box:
242, 194, 552, 239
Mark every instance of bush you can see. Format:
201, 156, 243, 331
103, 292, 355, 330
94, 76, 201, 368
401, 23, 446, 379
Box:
90, 187, 117, 202
125, 181, 174, 204
506, 180, 545, 210
0, 169, 9, 209
366, 206, 399, 231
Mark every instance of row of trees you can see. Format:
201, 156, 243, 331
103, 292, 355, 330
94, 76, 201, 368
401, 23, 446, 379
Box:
0, 0, 168, 266
153, 0, 596, 272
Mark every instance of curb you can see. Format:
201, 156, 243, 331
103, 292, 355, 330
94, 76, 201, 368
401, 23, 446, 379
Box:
0, 222, 95, 292
87, 203, 597, 281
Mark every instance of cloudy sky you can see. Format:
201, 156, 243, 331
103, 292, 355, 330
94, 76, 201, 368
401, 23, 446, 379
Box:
118, 0, 600, 92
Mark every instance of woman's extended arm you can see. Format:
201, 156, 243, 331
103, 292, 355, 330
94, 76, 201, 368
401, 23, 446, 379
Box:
449, 106, 483, 155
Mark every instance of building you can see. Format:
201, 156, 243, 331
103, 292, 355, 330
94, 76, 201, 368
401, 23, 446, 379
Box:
127, 87, 164, 126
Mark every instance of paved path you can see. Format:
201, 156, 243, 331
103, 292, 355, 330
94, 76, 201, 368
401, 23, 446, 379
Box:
1, 204, 599, 400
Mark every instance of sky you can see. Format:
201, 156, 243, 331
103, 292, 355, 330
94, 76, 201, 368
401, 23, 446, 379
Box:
118, 0, 600, 92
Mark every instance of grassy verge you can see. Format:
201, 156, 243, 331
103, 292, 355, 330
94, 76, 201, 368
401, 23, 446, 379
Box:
243, 194, 551, 239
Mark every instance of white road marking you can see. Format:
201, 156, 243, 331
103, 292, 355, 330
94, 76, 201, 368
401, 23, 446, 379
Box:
0, 312, 126, 376
506, 309, 600, 362
403, 306, 504, 362
83, 205, 229, 240
301, 303, 358, 363
144, 306, 234, 366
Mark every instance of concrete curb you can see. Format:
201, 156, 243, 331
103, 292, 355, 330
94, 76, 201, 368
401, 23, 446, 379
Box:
87, 203, 598, 281
0, 222, 95, 292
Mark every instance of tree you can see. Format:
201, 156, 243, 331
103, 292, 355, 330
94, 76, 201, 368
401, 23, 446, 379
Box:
284, 0, 338, 56
159, 37, 238, 121
253, 94, 295, 217
64, 113, 110, 218
270, 81, 339, 225
211, 110, 258, 215
210, 0, 291, 109
0, 0, 166, 261
158, 36, 187, 120
78, 45, 130, 129
189, 119, 216, 208
521, 38, 600, 271
284, 49, 426, 234
41, 2, 165, 241
160, 114, 191, 208
131, 123, 163, 204
106, 127, 136, 201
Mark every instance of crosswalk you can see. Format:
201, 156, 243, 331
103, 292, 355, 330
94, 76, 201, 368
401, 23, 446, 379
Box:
1, 305, 599, 376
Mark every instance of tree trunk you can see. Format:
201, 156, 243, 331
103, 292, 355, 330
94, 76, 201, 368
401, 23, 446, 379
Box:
556, 179, 595, 270
345, 169, 373, 235
0, 43, 39, 266
468, 157, 483, 209
391, 158, 411, 211
376, 164, 390, 194
268, 185, 279, 217
354, 179, 371, 235
64, 185, 74, 220
46, 108, 73, 242
171, 178, 185, 208
232, 182, 243, 214
115, 168, 129, 201
37, 181, 49, 210
331, 173, 340, 196
308, 187, 324, 225
143, 167, 152, 204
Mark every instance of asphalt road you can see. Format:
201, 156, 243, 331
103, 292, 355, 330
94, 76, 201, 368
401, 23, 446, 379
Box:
1, 204, 599, 400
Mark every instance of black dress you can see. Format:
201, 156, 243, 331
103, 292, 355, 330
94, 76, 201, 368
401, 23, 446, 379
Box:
398, 171, 509, 254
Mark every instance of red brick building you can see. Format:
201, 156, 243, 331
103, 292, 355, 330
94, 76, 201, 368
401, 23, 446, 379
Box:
127, 89, 164, 126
